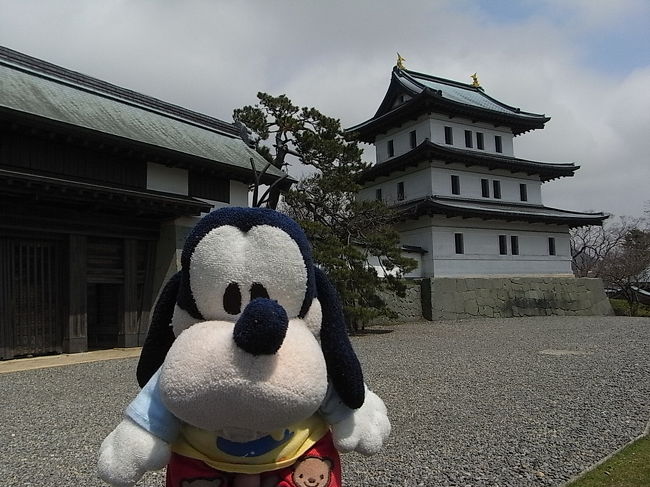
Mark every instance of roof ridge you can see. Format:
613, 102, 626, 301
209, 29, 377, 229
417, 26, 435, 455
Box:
399, 67, 476, 91
0, 45, 239, 137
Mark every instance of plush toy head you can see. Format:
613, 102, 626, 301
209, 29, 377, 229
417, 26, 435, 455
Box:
137, 207, 364, 434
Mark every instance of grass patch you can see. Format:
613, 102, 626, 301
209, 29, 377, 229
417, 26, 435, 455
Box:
567, 435, 650, 486
609, 299, 650, 317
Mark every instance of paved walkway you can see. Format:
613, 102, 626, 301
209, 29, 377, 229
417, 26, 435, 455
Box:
1, 316, 648, 486
0, 348, 141, 374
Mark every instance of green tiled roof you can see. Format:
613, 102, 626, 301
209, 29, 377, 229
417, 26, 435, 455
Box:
398, 68, 547, 119
348, 67, 550, 140
0, 46, 286, 180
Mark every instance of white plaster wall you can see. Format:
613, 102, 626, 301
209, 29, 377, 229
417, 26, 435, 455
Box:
430, 165, 542, 204
375, 116, 431, 163
230, 180, 249, 207
426, 114, 515, 156
398, 217, 572, 277
367, 252, 423, 278
146, 162, 188, 195
181, 179, 250, 216
398, 224, 434, 277
360, 164, 543, 205
359, 165, 433, 204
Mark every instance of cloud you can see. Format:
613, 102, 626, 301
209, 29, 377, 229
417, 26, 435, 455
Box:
0, 0, 648, 216
539, 0, 649, 28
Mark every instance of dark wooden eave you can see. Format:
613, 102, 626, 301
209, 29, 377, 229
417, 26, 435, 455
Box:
0, 168, 211, 218
0, 111, 295, 191
395, 195, 608, 228
358, 141, 578, 184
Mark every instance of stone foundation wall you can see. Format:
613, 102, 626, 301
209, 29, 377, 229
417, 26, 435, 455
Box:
378, 277, 614, 322
374, 281, 423, 323
421, 277, 613, 320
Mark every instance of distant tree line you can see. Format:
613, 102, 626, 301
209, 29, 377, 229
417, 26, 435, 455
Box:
571, 206, 650, 315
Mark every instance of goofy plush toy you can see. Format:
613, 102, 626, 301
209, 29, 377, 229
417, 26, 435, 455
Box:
98, 207, 390, 487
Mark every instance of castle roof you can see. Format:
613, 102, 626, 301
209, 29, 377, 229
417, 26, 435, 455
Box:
358, 140, 577, 183
0, 45, 290, 187
348, 67, 550, 141
396, 195, 607, 228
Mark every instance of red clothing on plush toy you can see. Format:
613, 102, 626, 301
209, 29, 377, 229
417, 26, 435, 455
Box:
167, 433, 341, 487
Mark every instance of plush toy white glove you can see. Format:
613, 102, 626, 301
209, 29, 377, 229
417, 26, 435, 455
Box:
97, 417, 171, 487
321, 385, 391, 455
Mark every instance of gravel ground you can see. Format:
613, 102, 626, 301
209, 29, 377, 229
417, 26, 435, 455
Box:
1, 316, 649, 487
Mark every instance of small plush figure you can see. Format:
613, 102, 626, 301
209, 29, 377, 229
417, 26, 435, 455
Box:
98, 207, 390, 487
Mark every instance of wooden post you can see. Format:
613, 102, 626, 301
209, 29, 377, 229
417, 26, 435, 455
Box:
118, 238, 139, 347
137, 240, 157, 345
0, 238, 11, 359
64, 235, 87, 353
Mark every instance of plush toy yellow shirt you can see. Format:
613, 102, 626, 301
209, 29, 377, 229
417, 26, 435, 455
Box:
172, 415, 330, 474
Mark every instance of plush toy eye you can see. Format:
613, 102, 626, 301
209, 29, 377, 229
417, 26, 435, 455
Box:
250, 282, 269, 300
223, 282, 242, 315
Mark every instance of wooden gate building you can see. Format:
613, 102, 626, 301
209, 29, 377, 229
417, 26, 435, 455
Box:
0, 46, 288, 359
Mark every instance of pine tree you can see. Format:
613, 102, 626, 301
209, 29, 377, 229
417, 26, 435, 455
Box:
234, 93, 416, 331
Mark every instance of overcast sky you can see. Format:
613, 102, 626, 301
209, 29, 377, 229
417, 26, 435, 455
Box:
1, 0, 648, 217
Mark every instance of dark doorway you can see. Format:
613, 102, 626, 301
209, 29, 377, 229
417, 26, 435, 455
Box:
86, 283, 122, 349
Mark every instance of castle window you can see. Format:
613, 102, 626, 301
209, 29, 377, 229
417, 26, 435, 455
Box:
495, 135, 503, 153
476, 132, 484, 150
376, 188, 382, 201
454, 233, 464, 254
493, 180, 502, 199
451, 175, 460, 195
499, 235, 507, 255
510, 235, 519, 255
548, 237, 556, 256
387, 139, 394, 158
481, 178, 490, 198
520, 183, 528, 202
444, 126, 453, 145
464, 130, 473, 148
397, 182, 405, 201
410, 130, 417, 149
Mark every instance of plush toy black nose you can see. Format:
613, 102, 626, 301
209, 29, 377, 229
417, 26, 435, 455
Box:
233, 298, 289, 355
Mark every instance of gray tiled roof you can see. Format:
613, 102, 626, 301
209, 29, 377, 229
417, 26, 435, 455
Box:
0, 46, 285, 179
398, 195, 607, 227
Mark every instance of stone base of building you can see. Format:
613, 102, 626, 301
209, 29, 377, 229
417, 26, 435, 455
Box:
379, 277, 613, 322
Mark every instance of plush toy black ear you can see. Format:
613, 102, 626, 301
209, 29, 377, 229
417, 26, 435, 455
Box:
315, 267, 365, 409
136, 271, 181, 387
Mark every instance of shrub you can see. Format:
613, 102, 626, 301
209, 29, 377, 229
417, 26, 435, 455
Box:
610, 299, 650, 317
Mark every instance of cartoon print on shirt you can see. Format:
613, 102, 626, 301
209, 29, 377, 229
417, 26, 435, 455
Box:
292, 456, 332, 487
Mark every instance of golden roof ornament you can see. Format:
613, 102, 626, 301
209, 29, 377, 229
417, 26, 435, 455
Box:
396, 52, 406, 70
470, 72, 481, 88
